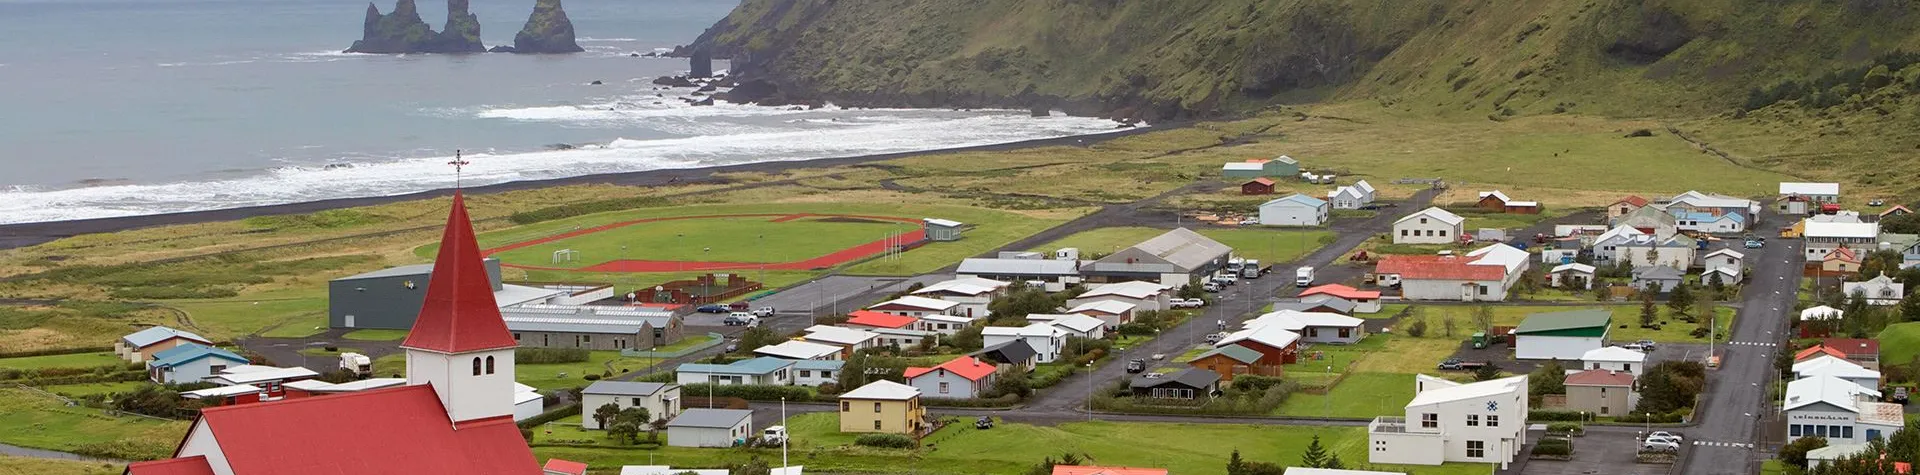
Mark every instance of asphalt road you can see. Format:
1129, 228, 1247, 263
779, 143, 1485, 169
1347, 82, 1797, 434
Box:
1677, 212, 1801, 475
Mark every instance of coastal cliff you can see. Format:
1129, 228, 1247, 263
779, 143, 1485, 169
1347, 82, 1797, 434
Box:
345, 0, 483, 54
509, 0, 585, 54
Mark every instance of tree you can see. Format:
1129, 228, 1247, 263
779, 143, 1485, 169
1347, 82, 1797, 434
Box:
1889, 419, 1920, 466
1634, 367, 1683, 414
1443, 317, 1457, 338
1668, 283, 1694, 318
1473, 305, 1495, 331
1694, 290, 1718, 338
952, 325, 984, 351
988, 286, 1062, 321
1593, 282, 1611, 301
1530, 359, 1567, 397
1900, 292, 1920, 323
1707, 270, 1727, 298
593, 402, 621, 431
1474, 363, 1502, 381
1884, 213, 1920, 235
1300, 435, 1331, 468
1323, 454, 1346, 470
1227, 450, 1246, 475
1781, 436, 1831, 469
838, 349, 872, 389
1640, 289, 1659, 327
736, 326, 779, 354
1178, 284, 1204, 300
987, 370, 1033, 399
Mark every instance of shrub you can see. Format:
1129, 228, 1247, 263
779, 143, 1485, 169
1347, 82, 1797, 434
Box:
1406, 319, 1429, 338
1546, 422, 1583, 434
1624, 129, 1655, 138
583, 374, 601, 381
1230, 375, 1285, 392
678, 384, 816, 402
854, 433, 915, 449
1532, 438, 1573, 456
72, 440, 173, 461
517, 403, 582, 429
1616, 411, 1685, 423
515, 348, 590, 364
1527, 410, 1584, 421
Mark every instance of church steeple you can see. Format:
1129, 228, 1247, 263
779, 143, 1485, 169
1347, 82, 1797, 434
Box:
402, 191, 518, 423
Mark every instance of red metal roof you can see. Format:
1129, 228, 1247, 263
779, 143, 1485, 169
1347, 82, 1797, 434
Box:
402, 192, 519, 354
126, 456, 216, 475
1565, 369, 1634, 387
1375, 255, 1506, 281
1243, 158, 1268, 163
1827, 247, 1861, 263
1299, 283, 1381, 300
1052, 466, 1169, 475
543, 459, 589, 475
1796, 345, 1847, 362
1820, 338, 1880, 357
904, 356, 997, 381
191, 384, 537, 475
845, 310, 917, 329
1615, 195, 1649, 207
1248, 177, 1276, 186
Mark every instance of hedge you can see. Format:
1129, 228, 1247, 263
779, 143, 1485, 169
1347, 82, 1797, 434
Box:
1531, 439, 1573, 456
0, 346, 114, 359
1546, 422, 1585, 435
921, 394, 1020, 408
1617, 411, 1685, 423
632, 371, 676, 383
517, 403, 581, 429
1527, 410, 1585, 421
508, 197, 670, 225
854, 433, 915, 449
678, 384, 817, 402
515, 348, 590, 364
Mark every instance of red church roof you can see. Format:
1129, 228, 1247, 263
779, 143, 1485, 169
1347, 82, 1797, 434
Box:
846, 310, 917, 329
1299, 284, 1381, 300
401, 192, 519, 354
192, 384, 537, 474
1375, 255, 1506, 281
543, 459, 589, 475
904, 356, 997, 381
127, 456, 217, 475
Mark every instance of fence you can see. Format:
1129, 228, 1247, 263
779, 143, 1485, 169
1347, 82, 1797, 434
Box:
620, 332, 726, 358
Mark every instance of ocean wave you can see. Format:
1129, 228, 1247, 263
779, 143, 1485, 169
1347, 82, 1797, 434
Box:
0, 110, 1130, 224
577, 37, 640, 42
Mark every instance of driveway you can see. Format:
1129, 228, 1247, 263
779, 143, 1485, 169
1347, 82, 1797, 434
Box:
1518, 428, 1675, 475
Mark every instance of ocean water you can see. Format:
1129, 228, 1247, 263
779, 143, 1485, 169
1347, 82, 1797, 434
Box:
0, 0, 1127, 224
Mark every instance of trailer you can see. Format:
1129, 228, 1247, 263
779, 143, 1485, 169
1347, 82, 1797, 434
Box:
340, 352, 372, 377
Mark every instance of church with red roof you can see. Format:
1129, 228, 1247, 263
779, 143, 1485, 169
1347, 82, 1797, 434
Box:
126, 192, 542, 475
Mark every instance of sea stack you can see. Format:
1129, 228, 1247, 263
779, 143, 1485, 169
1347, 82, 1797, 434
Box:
689, 48, 713, 78
435, 0, 485, 53
345, 0, 436, 54
511, 0, 585, 53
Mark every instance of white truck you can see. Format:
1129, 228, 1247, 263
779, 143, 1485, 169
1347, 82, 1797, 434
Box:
1295, 266, 1315, 287
340, 352, 372, 377
762, 426, 788, 446
1240, 259, 1261, 279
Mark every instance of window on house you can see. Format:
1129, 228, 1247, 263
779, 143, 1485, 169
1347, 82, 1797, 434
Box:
1339, 328, 1350, 338
485, 356, 495, 375
822, 371, 833, 378
1487, 415, 1499, 427
1440, 229, 1448, 237
582, 335, 591, 343
1844, 426, 1855, 439
1375, 440, 1388, 452
1309, 328, 1319, 337
1420, 218, 1428, 224
210, 365, 226, 373
874, 420, 883, 430
1624, 363, 1632, 371
1466, 440, 1485, 458
1420, 413, 1438, 428
471, 357, 482, 376
799, 370, 810, 378
1400, 230, 1408, 237
939, 382, 950, 394
1791, 424, 1802, 437
513, 333, 520, 340
874, 402, 883, 413
1467, 414, 1480, 426
840, 401, 850, 412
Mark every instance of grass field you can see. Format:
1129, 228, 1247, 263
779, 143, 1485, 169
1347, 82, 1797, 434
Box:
38, 381, 152, 397
1274, 372, 1417, 419
0, 388, 187, 460
342, 329, 410, 341
168, 287, 329, 340
487, 215, 917, 270
1880, 322, 1920, 366
0, 352, 126, 371
1284, 336, 1386, 388
0, 455, 121, 475
374, 350, 666, 391
1028, 227, 1332, 265
1403, 304, 1734, 344
645, 334, 715, 354
530, 412, 1493, 475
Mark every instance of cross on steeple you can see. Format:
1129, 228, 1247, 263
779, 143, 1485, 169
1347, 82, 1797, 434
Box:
448, 150, 471, 188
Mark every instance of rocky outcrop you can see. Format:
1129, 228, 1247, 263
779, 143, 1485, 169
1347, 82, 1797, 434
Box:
511, 0, 584, 54
345, 0, 483, 54
689, 48, 714, 78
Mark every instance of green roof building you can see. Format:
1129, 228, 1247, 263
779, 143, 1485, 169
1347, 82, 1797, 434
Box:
1513, 309, 1612, 360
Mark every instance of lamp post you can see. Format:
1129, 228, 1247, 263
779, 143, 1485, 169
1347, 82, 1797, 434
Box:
1086, 361, 1095, 422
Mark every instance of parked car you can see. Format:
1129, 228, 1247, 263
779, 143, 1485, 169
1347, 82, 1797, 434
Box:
1641, 439, 1681, 452
1239, 218, 1259, 226
761, 426, 788, 445
974, 416, 994, 429
1202, 282, 1222, 293
1125, 359, 1146, 374
1648, 431, 1684, 444
1174, 298, 1207, 308
1621, 340, 1657, 351
751, 306, 776, 317
725, 341, 739, 352
1871, 199, 1887, 207
723, 313, 759, 326
696, 304, 730, 313
1894, 387, 1910, 404
1437, 358, 1489, 371
1204, 333, 1223, 343
1151, 353, 1167, 361
1745, 238, 1765, 249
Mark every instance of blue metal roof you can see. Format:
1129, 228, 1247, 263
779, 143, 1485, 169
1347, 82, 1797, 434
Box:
148, 343, 248, 368
792, 360, 845, 371
676, 356, 795, 376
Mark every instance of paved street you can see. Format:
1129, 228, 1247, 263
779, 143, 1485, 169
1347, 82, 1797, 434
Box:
1678, 212, 1801, 475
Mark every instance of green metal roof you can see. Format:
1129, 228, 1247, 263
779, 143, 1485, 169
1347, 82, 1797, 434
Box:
1514, 309, 1613, 337
1194, 344, 1263, 365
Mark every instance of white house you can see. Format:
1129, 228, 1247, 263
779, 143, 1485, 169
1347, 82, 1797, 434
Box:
1780, 182, 1842, 214
1067, 280, 1173, 312
1842, 272, 1904, 305
955, 258, 1083, 292
1668, 208, 1747, 233
665, 408, 754, 448
1048, 314, 1109, 339
1066, 300, 1137, 328
1804, 221, 1880, 262
867, 296, 962, 317
867, 328, 936, 349
1703, 248, 1745, 283
1794, 355, 1882, 390
1808, 444, 1873, 471
1617, 234, 1696, 271
1579, 346, 1647, 377
1393, 207, 1466, 244
752, 340, 844, 361
1548, 263, 1596, 290
792, 360, 844, 387
1242, 310, 1366, 344
1374, 246, 1521, 302
910, 277, 1010, 319
982, 324, 1066, 363
904, 356, 997, 400
1369, 374, 1529, 468
1590, 225, 1647, 265
580, 381, 681, 430
675, 357, 796, 386
1786, 375, 1901, 445
1353, 180, 1377, 203
1512, 309, 1611, 361
1260, 193, 1331, 226
1328, 186, 1368, 210
918, 314, 978, 335
1801, 305, 1845, 322
802, 325, 880, 356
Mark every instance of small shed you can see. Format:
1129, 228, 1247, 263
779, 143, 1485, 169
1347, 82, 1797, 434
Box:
1241, 178, 1277, 195
1549, 263, 1596, 289
1258, 193, 1330, 226
665, 408, 754, 448
1513, 309, 1611, 360
924, 218, 964, 242
1129, 368, 1221, 400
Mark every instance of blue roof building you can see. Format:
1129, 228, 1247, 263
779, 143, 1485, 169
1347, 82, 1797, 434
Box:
147, 344, 250, 384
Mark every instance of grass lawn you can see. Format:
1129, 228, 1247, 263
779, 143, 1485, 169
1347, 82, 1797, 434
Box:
0, 388, 187, 460
488, 215, 916, 270
38, 381, 152, 397
0, 352, 127, 371
342, 329, 410, 341
0, 455, 121, 475
377, 351, 664, 391
1761, 459, 1785, 475
1880, 322, 1920, 365
1351, 337, 1465, 374
1403, 304, 1734, 344
1170, 345, 1211, 363
1274, 372, 1417, 419
1371, 303, 1411, 320
372, 353, 406, 378
532, 412, 1494, 475
646, 334, 716, 354
169, 287, 329, 340
1607, 306, 1736, 344
1029, 227, 1331, 265
1283, 336, 1387, 388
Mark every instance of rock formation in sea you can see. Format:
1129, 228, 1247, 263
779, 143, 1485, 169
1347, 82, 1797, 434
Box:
511, 0, 584, 54
345, 0, 483, 54
689, 48, 714, 78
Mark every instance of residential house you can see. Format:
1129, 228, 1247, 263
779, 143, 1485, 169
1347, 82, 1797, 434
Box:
544, 460, 589, 475
803, 325, 880, 359
1797, 345, 1850, 364
1820, 338, 1882, 371
1669, 209, 1746, 233
970, 340, 1038, 373
1466, 244, 1531, 289
1608, 196, 1650, 221
1260, 193, 1331, 226
1805, 222, 1881, 262
1241, 310, 1367, 344
1563, 369, 1637, 417
1048, 314, 1109, 339
838, 380, 925, 434
752, 340, 843, 361
1329, 186, 1368, 210
905, 356, 997, 399
146, 344, 249, 384
1297, 284, 1383, 313
1808, 444, 1875, 471
1617, 234, 1696, 271
868, 327, 935, 349
1477, 190, 1540, 214
1824, 247, 1863, 276
1353, 180, 1378, 203
1392, 207, 1466, 244
1611, 206, 1680, 238
1704, 249, 1745, 283
1666, 191, 1758, 223
910, 277, 1010, 318
1270, 299, 1359, 315
1374, 253, 1509, 302
1780, 183, 1843, 215
843, 310, 920, 331
1513, 309, 1611, 360
1630, 266, 1685, 293
1794, 355, 1882, 390
1799, 306, 1845, 338
955, 258, 1083, 292
665, 408, 753, 448
867, 296, 961, 318
1548, 263, 1596, 289
1843, 272, 1904, 305
793, 360, 844, 387
1080, 228, 1234, 287
982, 324, 1067, 363
204, 365, 320, 399
1590, 225, 1648, 266
1243, 178, 1277, 195
1068, 280, 1174, 312
1188, 344, 1280, 381
1368, 374, 1530, 468
1129, 368, 1221, 400
1066, 300, 1136, 328
580, 381, 680, 430
1215, 325, 1302, 365
117, 326, 214, 363
1580, 346, 1647, 377
1878, 232, 1920, 269
1884, 205, 1914, 220
675, 357, 795, 386
918, 314, 978, 335
180, 385, 266, 406
1786, 375, 1901, 444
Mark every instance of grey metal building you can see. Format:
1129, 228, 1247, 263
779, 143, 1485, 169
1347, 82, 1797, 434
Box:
502, 304, 686, 351
329, 258, 510, 329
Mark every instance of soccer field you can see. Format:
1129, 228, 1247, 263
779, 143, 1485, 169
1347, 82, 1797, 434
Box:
487, 214, 919, 269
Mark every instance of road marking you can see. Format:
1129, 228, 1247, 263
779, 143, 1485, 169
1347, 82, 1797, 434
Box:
1691, 441, 1756, 448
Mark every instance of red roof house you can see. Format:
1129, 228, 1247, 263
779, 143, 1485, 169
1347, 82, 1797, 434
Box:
125, 191, 540, 475
844, 310, 918, 330
904, 356, 999, 399
1297, 283, 1383, 313
1795, 344, 1848, 362
1241, 177, 1276, 195
543, 459, 589, 475
1819, 338, 1882, 368
1375, 255, 1508, 281
1566, 369, 1636, 387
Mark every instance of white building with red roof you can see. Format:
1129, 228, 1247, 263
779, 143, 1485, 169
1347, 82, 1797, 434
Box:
904, 356, 999, 399
1296, 284, 1383, 313
1373, 251, 1512, 302
126, 192, 541, 475
842, 310, 919, 331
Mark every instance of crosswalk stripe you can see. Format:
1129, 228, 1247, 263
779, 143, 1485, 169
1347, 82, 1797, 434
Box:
1690, 441, 1755, 448
1724, 341, 1771, 346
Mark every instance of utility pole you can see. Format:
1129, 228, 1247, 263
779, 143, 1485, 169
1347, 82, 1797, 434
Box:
781, 397, 789, 471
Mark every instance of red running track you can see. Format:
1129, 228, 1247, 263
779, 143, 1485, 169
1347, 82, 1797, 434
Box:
483, 213, 925, 273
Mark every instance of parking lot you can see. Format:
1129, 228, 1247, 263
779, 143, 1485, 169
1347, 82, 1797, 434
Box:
1517, 427, 1678, 475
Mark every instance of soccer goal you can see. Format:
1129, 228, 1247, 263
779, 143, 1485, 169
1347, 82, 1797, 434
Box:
551, 249, 580, 264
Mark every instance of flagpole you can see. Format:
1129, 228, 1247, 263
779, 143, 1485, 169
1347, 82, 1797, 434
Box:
781, 396, 790, 471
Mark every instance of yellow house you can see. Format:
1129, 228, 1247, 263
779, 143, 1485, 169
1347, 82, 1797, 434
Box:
838, 380, 925, 434
116, 326, 214, 363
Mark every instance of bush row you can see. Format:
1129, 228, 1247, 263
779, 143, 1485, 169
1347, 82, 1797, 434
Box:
517, 403, 581, 429
72, 440, 175, 461
854, 433, 915, 449
515, 348, 590, 364
0, 346, 114, 359
507, 196, 670, 225
921, 394, 1020, 408
678, 384, 818, 402
1527, 410, 1585, 421
1616, 411, 1686, 424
